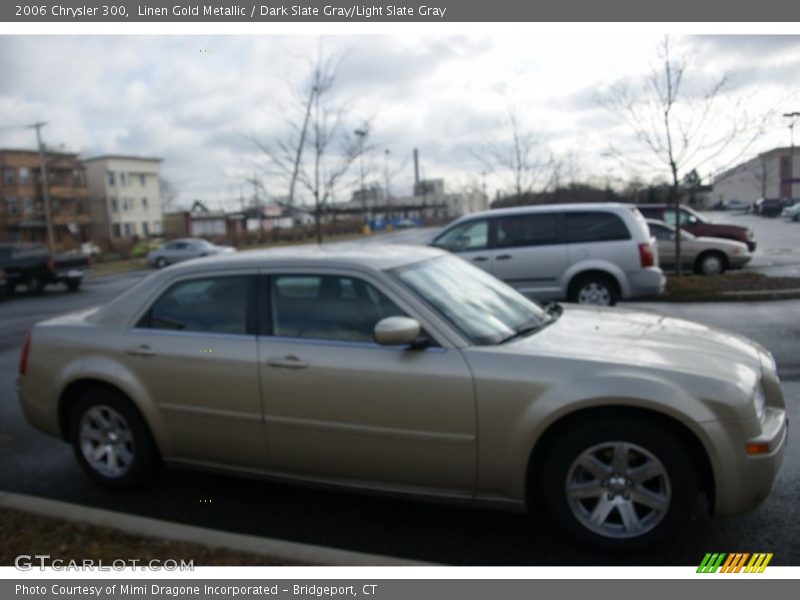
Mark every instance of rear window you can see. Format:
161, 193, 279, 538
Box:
564, 212, 631, 243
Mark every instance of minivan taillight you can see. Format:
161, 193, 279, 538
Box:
46, 257, 55, 272
19, 331, 31, 376
638, 242, 655, 268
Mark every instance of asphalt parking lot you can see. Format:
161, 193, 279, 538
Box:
0, 217, 798, 566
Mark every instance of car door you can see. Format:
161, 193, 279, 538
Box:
489, 212, 567, 299
125, 273, 267, 469
256, 271, 477, 495
431, 218, 493, 273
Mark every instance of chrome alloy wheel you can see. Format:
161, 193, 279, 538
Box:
79, 405, 135, 478
577, 282, 612, 306
565, 441, 671, 539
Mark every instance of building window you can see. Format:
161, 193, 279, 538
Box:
110, 197, 118, 213
139, 174, 146, 186
124, 222, 134, 237
23, 197, 33, 215
6, 197, 18, 215
3, 167, 14, 185
18, 167, 30, 184
112, 224, 121, 238
142, 222, 150, 237
152, 221, 162, 235
122, 198, 129, 211
107, 172, 115, 186
142, 197, 148, 210
120, 173, 127, 187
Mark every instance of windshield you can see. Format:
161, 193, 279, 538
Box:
392, 255, 549, 346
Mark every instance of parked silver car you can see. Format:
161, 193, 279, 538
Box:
146, 238, 235, 269
18, 245, 786, 551
431, 203, 664, 305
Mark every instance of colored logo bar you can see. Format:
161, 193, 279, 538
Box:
697, 553, 773, 573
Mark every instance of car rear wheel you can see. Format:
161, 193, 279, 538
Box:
155, 257, 168, 269
65, 279, 81, 292
539, 416, 697, 552
26, 274, 46, 295
69, 387, 160, 489
695, 252, 727, 276
569, 274, 619, 306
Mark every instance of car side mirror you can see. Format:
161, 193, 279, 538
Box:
374, 316, 421, 346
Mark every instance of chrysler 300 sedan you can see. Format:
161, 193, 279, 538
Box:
17, 245, 787, 551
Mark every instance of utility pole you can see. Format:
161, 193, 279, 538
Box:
27, 121, 56, 253
384, 149, 391, 225
252, 172, 263, 242
354, 128, 368, 227
784, 112, 800, 199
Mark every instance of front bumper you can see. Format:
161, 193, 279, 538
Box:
707, 407, 788, 517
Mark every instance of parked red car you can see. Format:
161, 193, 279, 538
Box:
637, 204, 756, 251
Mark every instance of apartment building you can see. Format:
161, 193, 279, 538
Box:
83, 155, 163, 242
0, 149, 91, 250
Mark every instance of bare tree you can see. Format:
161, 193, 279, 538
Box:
250, 44, 363, 243
597, 36, 776, 274
471, 106, 556, 201
158, 177, 179, 213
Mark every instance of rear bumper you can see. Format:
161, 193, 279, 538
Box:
55, 268, 90, 281
625, 267, 666, 299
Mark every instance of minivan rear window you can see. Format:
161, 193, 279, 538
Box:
564, 212, 631, 243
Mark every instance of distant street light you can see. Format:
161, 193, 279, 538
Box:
784, 112, 800, 199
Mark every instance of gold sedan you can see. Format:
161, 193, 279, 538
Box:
648, 219, 752, 275
17, 245, 786, 552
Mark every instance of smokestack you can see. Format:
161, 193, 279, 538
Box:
413, 148, 420, 184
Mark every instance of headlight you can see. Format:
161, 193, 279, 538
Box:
753, 384, 766, 421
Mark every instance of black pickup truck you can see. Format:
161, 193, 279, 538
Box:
0, 243, 91, 294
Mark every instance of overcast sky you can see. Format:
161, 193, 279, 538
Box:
1, 34, 798, 210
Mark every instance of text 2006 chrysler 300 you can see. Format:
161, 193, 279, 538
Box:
18, 245, 787, 551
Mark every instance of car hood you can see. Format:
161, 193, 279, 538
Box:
503, 305, 763, 381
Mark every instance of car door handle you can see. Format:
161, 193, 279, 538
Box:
496, 254, 512, 260
266, 355, 308, 369
472, 256, 489, 262
125, 345, 156, 357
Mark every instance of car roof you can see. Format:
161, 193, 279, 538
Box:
460, 202, 636, 220
164, 242, 445, 273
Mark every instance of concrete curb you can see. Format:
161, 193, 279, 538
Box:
638, 287, 800, 303
0, 491, 429, 566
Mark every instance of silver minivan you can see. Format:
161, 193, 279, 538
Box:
431, 203, 664, 305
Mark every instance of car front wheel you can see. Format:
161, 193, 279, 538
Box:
539, 416, 697, 552
69, 387, 160, 489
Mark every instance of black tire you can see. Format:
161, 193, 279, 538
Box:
694, 251, 727, 276
538, 416, 697, 553
65, 278, 82, 292
26, 274, 46, 295
155, 257, 168, 269
568, 274, 619, 306
68, 387, 160, 489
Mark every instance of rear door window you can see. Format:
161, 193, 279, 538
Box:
140, 276, 252, 335
493, 213, 561, 248
564, 212, 631, 243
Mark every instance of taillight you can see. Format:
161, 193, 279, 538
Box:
46, 257, 55, 272
638, 242, 655, 268
19, 331, 31, 376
